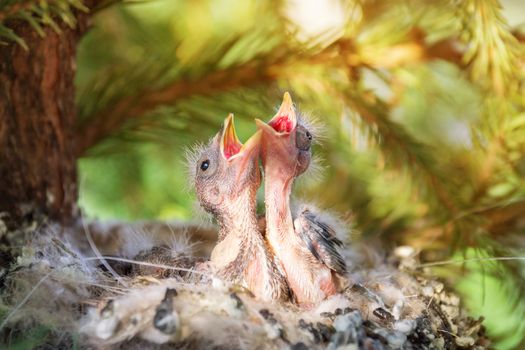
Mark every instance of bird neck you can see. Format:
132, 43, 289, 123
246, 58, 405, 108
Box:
264, 171, 295, 245
211, 186, 270, 286
216, 187, 259, 241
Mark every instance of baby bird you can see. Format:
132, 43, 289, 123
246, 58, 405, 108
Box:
256, 93, 346, 307
191, 114, 289, 302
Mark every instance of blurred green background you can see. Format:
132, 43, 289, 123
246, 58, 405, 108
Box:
72, 0, 525, 348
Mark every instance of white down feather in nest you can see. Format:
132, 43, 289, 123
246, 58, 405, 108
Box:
0, 221, 488, 349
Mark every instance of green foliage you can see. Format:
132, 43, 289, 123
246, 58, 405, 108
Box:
71, 0, 525, 348
455, 248, 525, 350
0, 0, 88, 48
2, 324, 52, 349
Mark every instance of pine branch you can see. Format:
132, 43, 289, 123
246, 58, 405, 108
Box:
76, 32, 466, 156
457, 0, 524, 96
343, 90, 460, 216
75, 59, 281, 156
0, 0, 34, 22
0, 0, 102, 48
82, 89, 273, 156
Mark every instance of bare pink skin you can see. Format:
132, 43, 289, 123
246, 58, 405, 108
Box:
193, 116, 289, 302
208, 175, 288, 302
262, 148, 339, 306
257, 102, 340, 307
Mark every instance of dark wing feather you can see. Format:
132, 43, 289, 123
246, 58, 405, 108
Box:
294, 209, 347, 275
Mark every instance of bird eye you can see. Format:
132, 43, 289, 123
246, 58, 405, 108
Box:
295, 125, 312, 151
306, 131, 312, 140
200, 160, 210, 171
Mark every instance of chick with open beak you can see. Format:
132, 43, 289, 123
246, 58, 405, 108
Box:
192, 114, 289, 302
256, 93, 346, 307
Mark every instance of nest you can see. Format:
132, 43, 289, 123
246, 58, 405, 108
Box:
0, 218, 489, 349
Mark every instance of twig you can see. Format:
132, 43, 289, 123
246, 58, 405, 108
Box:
82, 256, 212, 277
417, 256, 525, 268
81, 214, 129, 287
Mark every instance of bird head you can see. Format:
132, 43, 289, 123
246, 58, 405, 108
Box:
256, 92, 312, 180
193, 114, 262, 216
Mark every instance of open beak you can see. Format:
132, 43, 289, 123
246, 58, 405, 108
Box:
267, 92, 297, 134
220, 114, 261, 181
255, 92, 298, 163
220, 113, 242, 160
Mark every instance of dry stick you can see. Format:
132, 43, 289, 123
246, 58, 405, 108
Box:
51, 275, 128, 294
81, 215, 129, 287
417, 256, 525, 268
438, 329, 458, 338
82, 256, 213, 277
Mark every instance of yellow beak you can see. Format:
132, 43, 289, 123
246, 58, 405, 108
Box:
220, 113, 242, 160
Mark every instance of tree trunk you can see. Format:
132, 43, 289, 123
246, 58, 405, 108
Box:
0, 17, 89, 226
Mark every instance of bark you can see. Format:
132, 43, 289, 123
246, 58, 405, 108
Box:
0, 16, 89, 225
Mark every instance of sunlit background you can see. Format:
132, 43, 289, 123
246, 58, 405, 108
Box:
75, 1, 525, 348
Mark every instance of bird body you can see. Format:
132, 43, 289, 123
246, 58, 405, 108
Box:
264, 173, 341, 306
257, 93, 346, 306
190, 95, 345, 305
191, 114, 289, 302
210, 199, 288, 302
